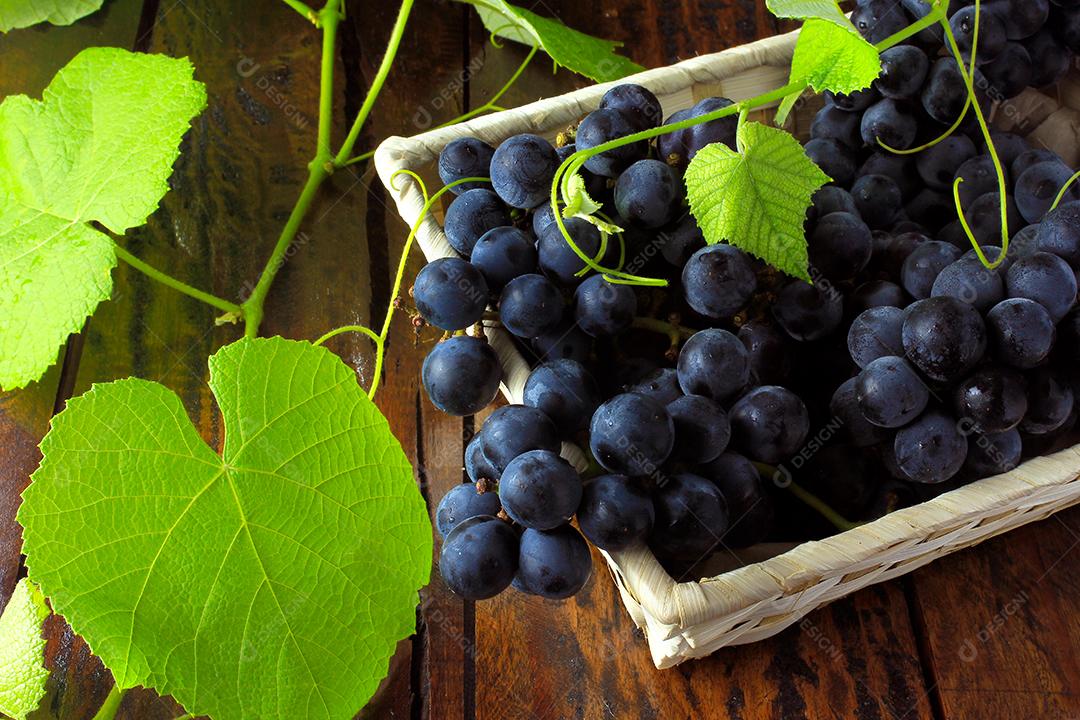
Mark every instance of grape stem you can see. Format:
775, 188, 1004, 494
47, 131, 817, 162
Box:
90, 685, 126, 720
631, 317, 695, 344
112, 243, 243, 320
545, 0, 949, 289
786, 481, 863, 533
281, 0, 318, 24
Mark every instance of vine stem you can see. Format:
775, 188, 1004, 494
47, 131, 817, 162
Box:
786, 481, 862, 533
281, 0, 318, 24
113, 244, 243, 318
91, 685, 126, 720
544, 0, 947, 289
631, 317, 695, 343
333, 0, 415, 167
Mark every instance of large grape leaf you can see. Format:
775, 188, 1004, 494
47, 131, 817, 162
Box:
0, 0, 102, 32
18, 337, 433, 720
0, 579, 50, 720
452, 0, 644, 82
685, 122, 830, 282
0, 48, 206, 390
767, 0, 881, 95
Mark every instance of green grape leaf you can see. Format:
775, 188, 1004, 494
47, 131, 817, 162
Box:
18, 337, 433, 720
790, 18, 881, 95
0, 579, 50, 720
685, 122, 830, 282
766, 0, 850, 28
0, 0, 102, 32
0, 47, 206, 390
452, 0, 644, 82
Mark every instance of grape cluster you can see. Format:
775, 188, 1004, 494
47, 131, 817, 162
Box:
422, 0, 1080, 602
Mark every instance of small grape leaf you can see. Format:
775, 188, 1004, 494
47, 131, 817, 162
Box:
685, 122, 830, 282
0, 0, 102, 32
452, 0, 644, 82
0, 47, 206, 390
0, 579, 50, 720
767, 0, 881, 95
790, 19, 881, 95
18, 337, 433, 720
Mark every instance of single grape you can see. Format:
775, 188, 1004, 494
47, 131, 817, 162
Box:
729, 386, 810, 464
531, 318, 593, 365
439, 516, 519, 600
869, 230, 928, 278
894, 410, 969, 484
804, 138, 857, 188
1005, 251, 1079, 322
667, 395, 731, 464
422, 336, 502, 416
577, 474, 655, 551
1024, 27, 1073, 87
532, 203, 559, 236
954, 155, 1003, 208
812, 186, 859, 220
443, 188, 512, 257
537, 216, 612, 285
811, 103, 863, 151
573, 275, 637, 337
590, 393, 675, 476
915, 135, 977, 192
657, 97, 738, 170
490, 133, 560, 209
515, 525, 593, 599
848, 306, 906, 368
861, 98, 918, 150
984, 131, 1031, 172
901, 240, 963, 300
963, 428, 1023, 478
931, 254, 1005, 312
698, 452, 773, 548
499, 273, 564, 339
626, 367, 683, 406
850, 280, 910, 314
439, 137, 495, 194
855, 356, 930, 428
479, 405, 561, 474
577, 108, 648, 178
987, 298, 1056, 369
1015, 160, 1080, 225
677, 328, 752, 403
950, 5, 1009, 62
980, 42, 1033, 99
1036, 201, 1080, 267
436, 483, 502, 538
681, 244, 758, 319
923, 57, 969, 125
649, 474, 730, 570
811, 210, 878, 281
499, 449, 583, 530
1021, 368, 1074, 435
470, 226, 539, 292
413, 257, 489, 331
859, 151, 920, 200
995, 0, 1049, 40
903, 297, 988, 382
600, 83, 663, 131
876, 45, 930, 99
1012, 148, 1063, 179
904, 189, 953, 233
773, 281, 844, 342
522, 359, 600, 439
851, 0, 909, 43
658, 214, 707, 267
953, 365, 1028, 433
465, 433, 500, 483
739, 320, 792, 385
614, 159, 684, 229
830, 377, 889, 447
850, 176, 902, 231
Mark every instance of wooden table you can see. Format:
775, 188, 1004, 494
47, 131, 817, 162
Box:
2, 1, 1079, 718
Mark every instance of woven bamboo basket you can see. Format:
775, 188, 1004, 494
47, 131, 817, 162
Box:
374, 27, 1080, 669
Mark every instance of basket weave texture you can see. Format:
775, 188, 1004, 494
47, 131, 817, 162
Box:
374, 28, 1080, 668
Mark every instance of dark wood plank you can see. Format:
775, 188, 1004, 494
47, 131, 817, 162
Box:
0, 0, 146, 612
463, 3, 934, 718
910, 506, 1080, 720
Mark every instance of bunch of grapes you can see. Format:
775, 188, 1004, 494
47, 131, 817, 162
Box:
419, 0, 1080, 602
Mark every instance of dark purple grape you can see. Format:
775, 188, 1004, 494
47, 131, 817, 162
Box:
923, 57, 969, 125
953, 365, 1028, 433
470, 226, 538, 292
729, 386, 810, 464
667, 395, 731, 464
876, 45, 930, 99
805, 138, 857, 188
523, 359, 601, 438
810, 212, 874, 280
848, 306, 906, 368
444, 188, 512, 257
931, 254, 1005, 312
499, 273, 564, 339
537, 217, 612, 286
515, 525, 592, 599
963, 428, 1023, 477
439, 137, 495, 194
574, 275, 637, 337
855, 356, 930, 428
773, 281, 844, 342
677, 329, 751, 403
500, 449, 583, 530
649, 474, 729, 572
490, 133, 560, 209
987, 298, 1056, 368
422, 336, 502, 416
440, 516, 518, 600
980, 42, 1033, 99
600, 83, 663, 131
901, 240, 963, 299
436, 482, 502, 538
811, 103, 863, 149
614, 159, 684, 229
577, 108, 648, 178
830, 377, 889, 447
577, 475, 654, 551
480, 405, 560, 473
861, 98, 918, 149
850, 280, 910, 314
1036, 201, 1080, 267
681, 244, 758, 320
894, 410, 969, 484
902, 297, 988, 382
657, 97, 738, 171
590, 393, 675, 476
699, 452, 773, 548
1005, 251, 1079, 322
1021, 369, 1074, 435
625, 368, 683, 406
917, 135, 977, 191
739, 320, 791, 385
1016, 160, 1080, 225
531, 318, 592, 365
